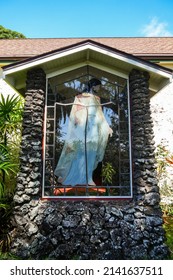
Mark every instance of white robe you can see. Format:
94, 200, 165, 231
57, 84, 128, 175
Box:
54, 93, 112, 186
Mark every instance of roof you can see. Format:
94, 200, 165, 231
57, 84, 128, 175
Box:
2, 40, 172, 95
1, 37, 173, 59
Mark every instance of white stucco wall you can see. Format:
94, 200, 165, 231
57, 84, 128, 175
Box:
150, 81, 173, 153
0, 78, 18, 98
150, 81, 173, 203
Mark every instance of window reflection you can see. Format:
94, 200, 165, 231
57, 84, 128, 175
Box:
43, 66, 131, 197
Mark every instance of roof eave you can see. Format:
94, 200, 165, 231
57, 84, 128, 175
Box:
2, 40, 173, 94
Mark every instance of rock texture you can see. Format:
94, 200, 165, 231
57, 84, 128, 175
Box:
11, 201, 167, 260
10, 68, 169, 260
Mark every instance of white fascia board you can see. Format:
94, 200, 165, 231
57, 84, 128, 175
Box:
89, 45, 173, 80
2, 43, 172, 80
3, 45, 91, 75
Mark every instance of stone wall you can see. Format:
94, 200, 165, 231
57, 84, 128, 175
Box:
11, 200, 167, 260
10, 68, 169, 260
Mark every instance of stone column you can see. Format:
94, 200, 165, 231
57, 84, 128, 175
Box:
129, 69, 160, 205
129, 69, 168, 258
12, 68, 46, 235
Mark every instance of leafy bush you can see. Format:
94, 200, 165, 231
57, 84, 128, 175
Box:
155, 144, 173, 199
0, 94, 24, 196
0, 93, 24, 252
0, 144, 17, 198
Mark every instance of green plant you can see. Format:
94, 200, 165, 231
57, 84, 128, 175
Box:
155, 144, 173, 199
0, 93, 24, 253
0, 93, 23, 143
102, 162, 116, 185
161, 203, 173, 217
0, 94, 23, 194
0, 144, 16, 253
155, 144, 169, 178
0, 252, 21, 260
0, 195, 13, 253
163, 216, 173, 259
0, 144, 17, 198
0, 25, 26, 39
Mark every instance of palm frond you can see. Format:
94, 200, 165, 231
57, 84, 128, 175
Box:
0, 94, 20, 118
0, 162, 17, 175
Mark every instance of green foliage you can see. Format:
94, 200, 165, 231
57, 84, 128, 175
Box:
155, 144, 173, 259
0, 252, 21, 260
0, 94, 23, 140
155, 144, 169, 177
155, 144, 173, 199
0, 94, 24, 197
163, 216, 173, 259
0, 94, 24, 144
0, 25, 26, 39
161, 204, 173, 217
0, 93, 24, 253
0, 229, 11, 253
0, 194, 13, 252
102, 162, 116, 185
0, 144, 17, 198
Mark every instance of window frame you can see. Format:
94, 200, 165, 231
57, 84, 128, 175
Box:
42, 64, 133, 199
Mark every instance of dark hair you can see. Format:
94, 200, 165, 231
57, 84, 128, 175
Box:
84, 78, 101, 92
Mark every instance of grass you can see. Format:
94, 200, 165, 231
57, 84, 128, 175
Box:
0, 252, 21, 260
163, 216, 173, 259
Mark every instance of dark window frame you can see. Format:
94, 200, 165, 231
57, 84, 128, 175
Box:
42, 66, 133, 199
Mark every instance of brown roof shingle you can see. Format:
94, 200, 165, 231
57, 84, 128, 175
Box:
1, 37, 173, 59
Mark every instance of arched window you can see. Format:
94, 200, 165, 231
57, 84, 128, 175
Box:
43, 66, 132, 198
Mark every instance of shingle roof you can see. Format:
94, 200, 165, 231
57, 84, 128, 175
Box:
2, 39, 172, 97
1, 37, 173, 59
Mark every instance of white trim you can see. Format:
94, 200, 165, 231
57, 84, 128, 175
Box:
46, 61, 128, 80
89, 45, 172, 79
3, 45, 90, 75
3, 43, 172, 80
